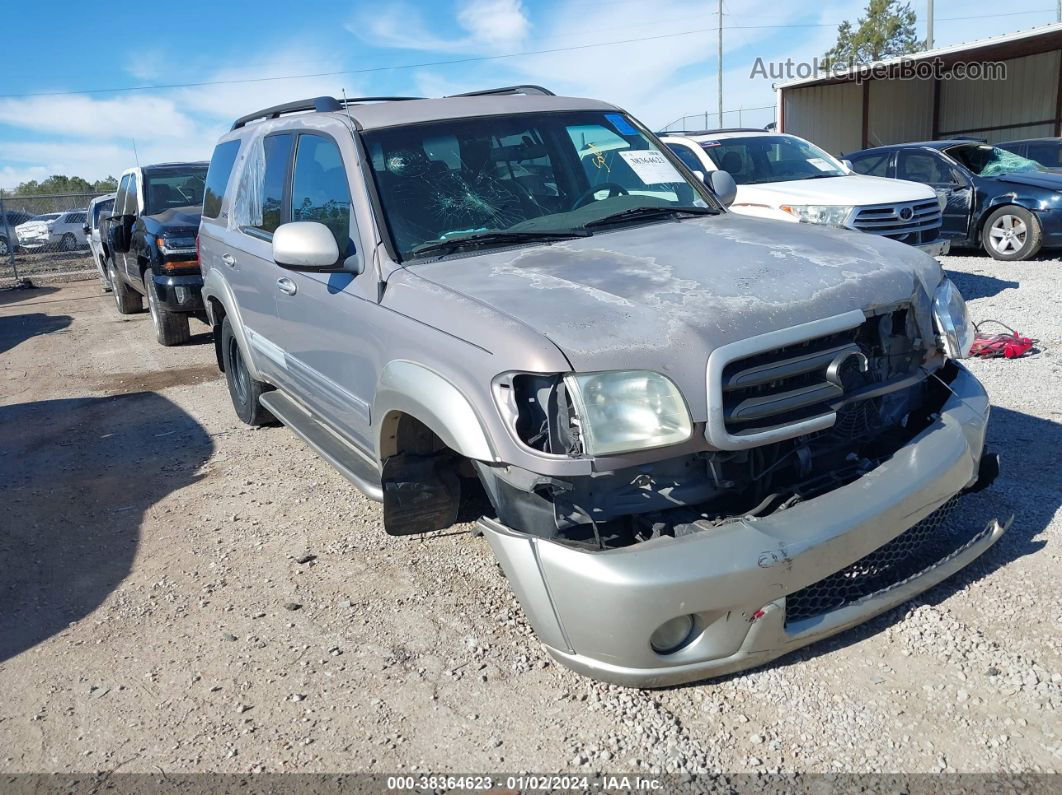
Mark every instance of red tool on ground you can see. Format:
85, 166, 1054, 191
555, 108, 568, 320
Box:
968, 320, 1037, 359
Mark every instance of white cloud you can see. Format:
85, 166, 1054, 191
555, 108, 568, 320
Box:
0, 95, 197, 140
349, 0, 528, 53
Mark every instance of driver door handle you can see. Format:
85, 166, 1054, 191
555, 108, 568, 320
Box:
277, 277, 297, 296
222, 253, 236, 268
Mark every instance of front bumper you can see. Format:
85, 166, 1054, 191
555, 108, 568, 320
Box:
916, 238, 950, 257
151, 272, 204, 313
481, 364, 1005, 687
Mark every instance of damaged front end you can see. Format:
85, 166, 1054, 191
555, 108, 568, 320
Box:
476, 302, 1006, 686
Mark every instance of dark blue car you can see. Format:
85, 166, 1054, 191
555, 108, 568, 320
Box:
846, 140, 1062, 260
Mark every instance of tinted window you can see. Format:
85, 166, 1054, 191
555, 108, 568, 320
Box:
667, 143, 705, 173
115, 175, 134, 215
896, 151, 955, 184
92, 199, 114, 226
258, 134, 294, 234
203, 140, 242, 219
850, 153, 891, 177
1022, 142, 1062, 169
291, 134, 352, 256
143, 167, 207, 214
64, 212, 86, 224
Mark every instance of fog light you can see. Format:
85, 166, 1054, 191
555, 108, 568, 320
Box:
649, 614, 696, 654
175, 286, 188, 303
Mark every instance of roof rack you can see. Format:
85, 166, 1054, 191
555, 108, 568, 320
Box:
449, 85, 555, 97
657, 127, 770, 136
231, 95, 425, 130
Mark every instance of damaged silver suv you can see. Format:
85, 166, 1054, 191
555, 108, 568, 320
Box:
200, 86, 1006, 687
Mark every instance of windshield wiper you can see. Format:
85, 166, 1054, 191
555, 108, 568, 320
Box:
411, 229, 591, 258
583, 205, 717, 229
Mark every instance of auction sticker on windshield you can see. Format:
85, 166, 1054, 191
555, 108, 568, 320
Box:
807, 158, 834, 171
618, 150, 683, 184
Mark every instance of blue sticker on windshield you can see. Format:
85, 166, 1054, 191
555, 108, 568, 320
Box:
605, 113, 639, 136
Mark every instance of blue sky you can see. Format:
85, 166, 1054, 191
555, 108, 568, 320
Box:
1, 0, 1058, 189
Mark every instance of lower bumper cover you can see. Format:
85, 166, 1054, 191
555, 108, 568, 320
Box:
152, 273, 204, 312
480, 365, 1005, 687
916, 238, 950, 257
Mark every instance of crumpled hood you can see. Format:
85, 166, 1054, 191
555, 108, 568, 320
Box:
992, 171, 1062, 191
408, 214, 943, 417
146, 205, 202, 228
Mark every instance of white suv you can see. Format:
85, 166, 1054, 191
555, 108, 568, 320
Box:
14, 209, 89, 251
660, 129, 949, 256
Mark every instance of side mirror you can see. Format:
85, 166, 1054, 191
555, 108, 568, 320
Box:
708, 170, 737, 208
82, 225, 90, 235
273, 221, 344, 271
109, 215, 134, 253
692, 169, 706, 183
841, 159, 854, 171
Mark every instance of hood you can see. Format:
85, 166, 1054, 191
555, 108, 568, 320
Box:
991, 171, 1062, 191
145, 205, 202, 227
737, 174, 936, 206
407, 214, 942, 418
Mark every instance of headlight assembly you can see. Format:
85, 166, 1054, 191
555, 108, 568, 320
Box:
779, 204, 855, 226
564, 370, 692, 456
932, 278, 975, 359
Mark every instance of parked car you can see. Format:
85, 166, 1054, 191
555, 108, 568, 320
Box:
15, 210, 88, 251
659, 129, 948, 256
102, 161, 208, 345
997, 137, 1062, 172
200, 88, 1003, 687
0, 210, 33, 255
847, 140, 1062, 260
84, 193, 116, 291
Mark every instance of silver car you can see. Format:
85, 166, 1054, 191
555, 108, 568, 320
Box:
199, 87, 1005, 687
85, 193, 116, 290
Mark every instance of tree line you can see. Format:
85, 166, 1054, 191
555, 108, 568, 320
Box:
7, 175, 119, 197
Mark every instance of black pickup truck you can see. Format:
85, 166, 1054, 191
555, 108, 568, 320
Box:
104, 161, 209, 345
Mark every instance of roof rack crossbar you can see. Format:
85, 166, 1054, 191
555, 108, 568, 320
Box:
231, 95, 425, 130
449, 84, 555, 98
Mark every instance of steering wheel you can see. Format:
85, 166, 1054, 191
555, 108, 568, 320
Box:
571, 182, 629, 209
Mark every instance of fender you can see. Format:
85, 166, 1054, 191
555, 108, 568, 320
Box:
201, 268, 266, 382
373, 361, 495, 462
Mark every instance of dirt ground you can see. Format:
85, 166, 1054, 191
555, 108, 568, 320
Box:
0, 255, 1059, 776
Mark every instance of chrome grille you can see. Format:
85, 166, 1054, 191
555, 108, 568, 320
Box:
851, 200, 941, 243
717, 307, 921, 441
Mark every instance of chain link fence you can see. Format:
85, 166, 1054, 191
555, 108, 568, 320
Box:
658, 104, 777, 134
0, 191, 111, 288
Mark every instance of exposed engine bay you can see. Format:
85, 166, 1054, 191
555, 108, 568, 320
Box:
476, 305, 956, 550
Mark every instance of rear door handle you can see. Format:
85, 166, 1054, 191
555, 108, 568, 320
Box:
277, 277, 297, 296
222, 253, 236, 268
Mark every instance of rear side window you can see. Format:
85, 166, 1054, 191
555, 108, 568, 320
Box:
851, 153, 891, 177
203, 140, 242, 219
291, 134, 353, 256
1026, 142, 1062, 168
258, 134, 294, 234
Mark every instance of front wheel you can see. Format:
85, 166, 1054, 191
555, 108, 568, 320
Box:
221, 317, 274, 426
982, 206, 1042, 261
145, 268, 190, 346
60, 233, 76, 252
0, 236, 9, 256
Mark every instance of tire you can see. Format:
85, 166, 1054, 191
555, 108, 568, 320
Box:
60, 233, 76, 252
145, 268, 190, 346
108, 257, 143, 314
982, 205, 1042, 261
220, 317, 274, 426
0, 236, 8, 256
99, 256, 113, 292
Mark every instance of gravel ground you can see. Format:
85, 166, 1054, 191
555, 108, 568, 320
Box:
0, 251, 1059, 776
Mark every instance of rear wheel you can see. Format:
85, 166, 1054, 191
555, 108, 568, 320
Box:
108, 258, 142, 314
60, 233, 76, 252
145, 268, 190, 346
0, 236, 9, 256
982, 206, 1042, 261
221, 317, 274, 426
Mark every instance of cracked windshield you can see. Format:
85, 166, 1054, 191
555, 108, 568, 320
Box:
944, 143, 1046, 177
364, 111, 714, 260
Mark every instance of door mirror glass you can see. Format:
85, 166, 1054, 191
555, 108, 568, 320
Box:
708, 170, 737, 207
109, 215, 135, 253
273, 221, 342, 270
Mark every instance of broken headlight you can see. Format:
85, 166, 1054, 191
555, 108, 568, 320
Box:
932, 278, 975, 359
564, 370, 692, 456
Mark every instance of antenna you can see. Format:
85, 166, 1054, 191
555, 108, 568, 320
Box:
131, 138, 141, 167
340, 88, 357, 128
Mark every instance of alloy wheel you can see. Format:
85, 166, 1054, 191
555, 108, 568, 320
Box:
988, 214, 1027, 255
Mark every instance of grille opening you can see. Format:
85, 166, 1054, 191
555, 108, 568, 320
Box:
784, 494, 988, 626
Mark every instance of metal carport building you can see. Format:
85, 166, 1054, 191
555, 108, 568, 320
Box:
777, 23, 1062, 155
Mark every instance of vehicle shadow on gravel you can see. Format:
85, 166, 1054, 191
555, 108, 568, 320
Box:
944, 269, 1020, 301
696, 405, 1060, 688
0, 392, 213, 663
0, 312, 72, 354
